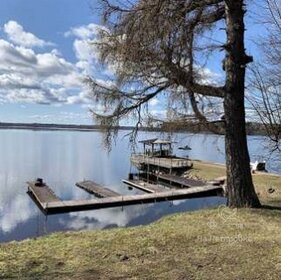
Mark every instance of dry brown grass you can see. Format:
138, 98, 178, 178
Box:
188, 160, 281, 206
0, 208, 280, 280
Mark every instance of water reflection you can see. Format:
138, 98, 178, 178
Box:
0, 129, 279, 242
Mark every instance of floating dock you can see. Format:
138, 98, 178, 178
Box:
27, 179, 223, 214
27, 181, 61, 210
154, 174, 206, 188
122, 179, 167, 193
131, 154, 192, 170
130, 138, 193, 175
76, 180, 120, 198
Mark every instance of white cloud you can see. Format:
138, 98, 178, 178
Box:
149, 109, 167, 119
196, 66, 223, 85
0, 73, 39, 89
27, 111, 92, 123
3, 20, 53, 48
72, 39, 100, 75
73, 39, 94, 61
149, 98, 160, 107
66, 23, 110, 75
66, 91, 92, 105
0, 39, 75, 79
0, 20, 115, 108
0, 26, 87, 105
64, 23, 108, 39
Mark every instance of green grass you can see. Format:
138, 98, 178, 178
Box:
1, 161, 281, 279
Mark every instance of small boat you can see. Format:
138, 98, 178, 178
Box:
178, 145, 192, 151
250, 161, 267, 172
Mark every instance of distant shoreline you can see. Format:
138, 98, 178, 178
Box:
0, 121, 271, 136
0, 122, 160, 132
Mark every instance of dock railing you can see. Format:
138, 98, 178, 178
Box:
131, 153, 191, 168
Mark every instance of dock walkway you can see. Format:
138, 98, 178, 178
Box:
122, 179, 167, 193
27, 179, 223, 214
27, 181, 61, 208
156, 174, 206, 188
76, 180, 120, 198
39, 185, 223, 214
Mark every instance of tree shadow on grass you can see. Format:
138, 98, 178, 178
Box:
261, 204, 281, 211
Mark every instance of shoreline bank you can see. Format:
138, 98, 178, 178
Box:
0, 121, 274, 136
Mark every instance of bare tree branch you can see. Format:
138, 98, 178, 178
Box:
249, 0, 281, 152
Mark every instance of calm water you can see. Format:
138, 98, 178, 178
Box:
0, 129, 279, 242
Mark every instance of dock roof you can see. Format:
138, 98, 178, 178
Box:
139, 138, 173, 145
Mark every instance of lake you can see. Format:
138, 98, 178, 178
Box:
0, 129, 279, 242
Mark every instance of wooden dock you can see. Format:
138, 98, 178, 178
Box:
136, 173, 206, 188
27, 181, 61, 209
27, 180, 223, 214
156, 174, 206, 188
122, 179, 167, 193
131, 154, 192, 169
37, 185, 223, 214
76, 180, 120, 198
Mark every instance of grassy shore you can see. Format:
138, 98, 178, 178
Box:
188, 160, 281, 207
1, 161, 280, 280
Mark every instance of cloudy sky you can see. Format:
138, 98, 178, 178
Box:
0, 0, 264, 124
0, 0, 111, 124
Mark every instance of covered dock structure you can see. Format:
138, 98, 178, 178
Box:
131, 138, 192, 175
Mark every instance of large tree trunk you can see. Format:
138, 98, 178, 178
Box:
224, 0, 261, 207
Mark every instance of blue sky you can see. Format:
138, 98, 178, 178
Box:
0, 0, 102, 124
0, 0, 266, 124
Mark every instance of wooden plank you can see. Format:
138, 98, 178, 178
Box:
122, 179, 166, 193
131, 154, 192, 169
156, 174, 206, 187
207, 176, 226, 186
76, 180, 120, 198
214, 176, 226, 184
43, 185, 223, 214
27, 181, 61, 209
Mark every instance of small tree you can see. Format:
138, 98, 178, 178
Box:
88, 0, 261, 208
